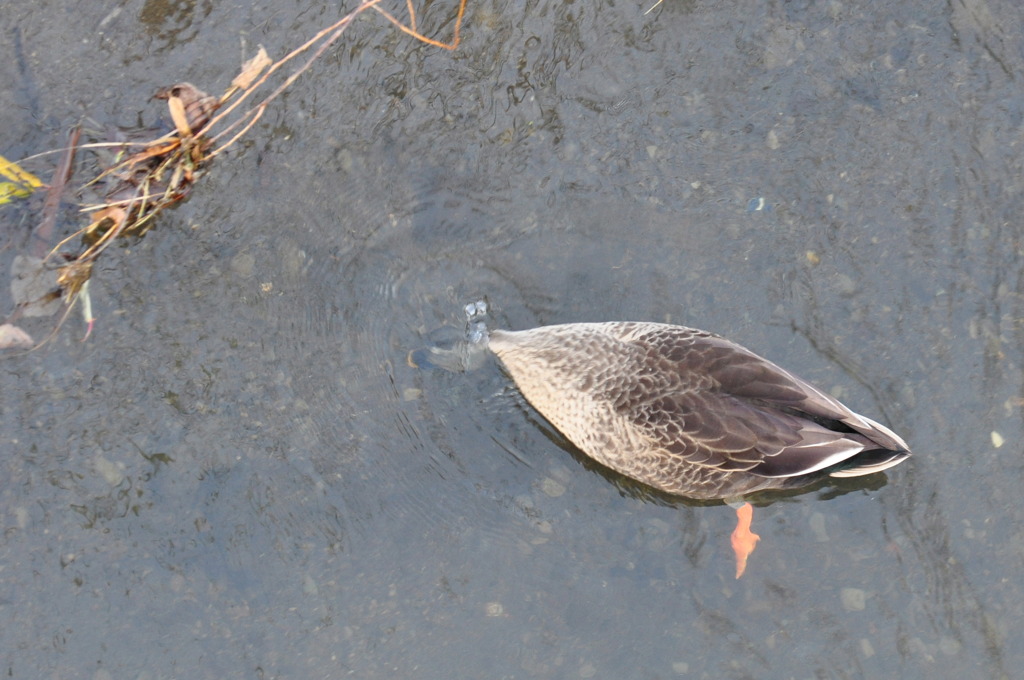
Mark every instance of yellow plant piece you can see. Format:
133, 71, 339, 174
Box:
0, 154, 43, 204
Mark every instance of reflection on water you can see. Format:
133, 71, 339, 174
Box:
2, 0, 1023, 677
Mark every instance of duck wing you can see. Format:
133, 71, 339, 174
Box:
619, 324, 910, 479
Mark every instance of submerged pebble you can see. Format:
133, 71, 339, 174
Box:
840, 587, 867, 611
94, 455, 125, 486
540, 477, 566, 498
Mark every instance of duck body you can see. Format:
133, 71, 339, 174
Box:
488, 322, 910, 500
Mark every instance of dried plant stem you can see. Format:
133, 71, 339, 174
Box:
203, 0, 390, 153
374, 0, 467, 50
205, 0, 467, 155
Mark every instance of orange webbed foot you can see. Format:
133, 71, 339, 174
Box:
730, 502, 760, 579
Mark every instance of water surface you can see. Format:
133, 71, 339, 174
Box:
1, 0, 1022, 677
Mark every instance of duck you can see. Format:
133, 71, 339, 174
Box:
484, 320, 911, 577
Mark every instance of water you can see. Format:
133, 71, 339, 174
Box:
1, 0, 1022, 677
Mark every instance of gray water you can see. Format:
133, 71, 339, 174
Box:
1, 0, 1022, 677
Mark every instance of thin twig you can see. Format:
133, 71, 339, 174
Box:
33, 126, 81, 258
374, 0, 467, 50
201, 0, 389, 146
644, 0, 665, 15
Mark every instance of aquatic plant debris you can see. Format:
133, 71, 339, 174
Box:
0, 155, 42, 205
1, 0, 467, 350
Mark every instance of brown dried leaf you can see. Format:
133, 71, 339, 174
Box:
87, 206, 128, 231
57, 262, 93, 298
125, 140, 181, 166
232, 46, 271, 91
0, 324, 34, 350
167, 95, 192, 137
155, 83, 218, 133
